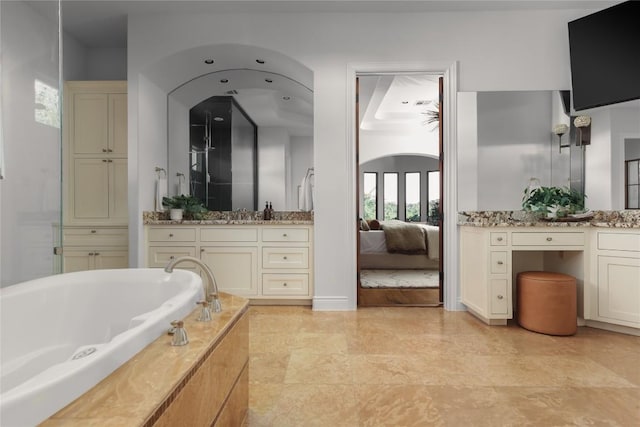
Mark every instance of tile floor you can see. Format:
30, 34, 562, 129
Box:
246, 306, 639, 427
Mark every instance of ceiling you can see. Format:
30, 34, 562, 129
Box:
26, 0, 619, 133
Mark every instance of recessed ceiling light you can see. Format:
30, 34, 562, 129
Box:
213, 117, 224, 122
282, 96, 291, 100
401, 101, 409, 104
220, 79, 229, 83
204, 59, 214, 64
256, 59, 265, 64
265, 78, 273, 83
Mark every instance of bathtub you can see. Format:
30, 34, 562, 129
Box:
0, 268, 204, 427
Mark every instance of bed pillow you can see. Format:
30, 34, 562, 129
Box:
360, 218, 370, 231
367, 219, 381, 230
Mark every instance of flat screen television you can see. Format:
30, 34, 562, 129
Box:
568, 1, 640, 111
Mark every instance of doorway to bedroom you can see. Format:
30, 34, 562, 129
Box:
356, 73, 443, 306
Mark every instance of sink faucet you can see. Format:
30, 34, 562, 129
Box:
164, 256, 222, 312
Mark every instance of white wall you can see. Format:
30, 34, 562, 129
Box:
457, 92, 478, 211
86, 48, 127, 80
127, 8, 597, 310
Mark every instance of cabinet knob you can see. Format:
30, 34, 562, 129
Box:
90, 230, 97, 234
546, 237, 553, 241
497, 237, 503, 241
282, 233, 288, 237
102, 148, 107, 153
102, 159, 108, 162
497, 295, 504, 300
169, 256, 175, 260
283, 256, 288, 260
94, 252, 100, 256
169, 233, 174, 237
88, 252, 94, 256
497, 261, 504, 265
107, 148, 113, 153
283, 282, 288, 287
200, 248, 205, 252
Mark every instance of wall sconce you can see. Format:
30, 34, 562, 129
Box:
553, 123, 570, 153
574, 115, 591, 147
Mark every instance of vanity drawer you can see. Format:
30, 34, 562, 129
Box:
598, 232, 640, 252
490, 232, 508, 246
200, 228, 258, 242
262, 228, 309, 242
490, 279, 509, 315
490, 252, 508, 274
262, 247, 309, 269
64, 227, 128, 246
147, 246, 197, 268
262, 274, 309, 296
511, 232, 584, 247
147, 227, 196, 242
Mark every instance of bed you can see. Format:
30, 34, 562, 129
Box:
358, 220, 442, 307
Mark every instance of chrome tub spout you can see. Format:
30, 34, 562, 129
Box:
164, 256, 222, 312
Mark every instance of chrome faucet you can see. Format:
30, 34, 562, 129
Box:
164, 256, 222, 312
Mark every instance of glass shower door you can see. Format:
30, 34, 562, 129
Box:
0, 0, 63, 287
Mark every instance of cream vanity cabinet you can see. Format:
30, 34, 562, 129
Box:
64, 81, 128, 226
460, 227, 587, 325
62, 81, 128, 273
62, 226, 128, 273
587, 229, 640, 328
145, 224, 313, 302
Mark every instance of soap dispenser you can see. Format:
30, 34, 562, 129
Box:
263, 202, 270, 220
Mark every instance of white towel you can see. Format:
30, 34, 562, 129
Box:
155, 178, 168, 211
298, 169, 314, 211
177, 174, 188, 196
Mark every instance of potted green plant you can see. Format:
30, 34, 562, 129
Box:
522, 186, 586, 218
162, 195, 208, 220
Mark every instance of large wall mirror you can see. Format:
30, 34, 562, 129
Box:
168, 68, 313, 211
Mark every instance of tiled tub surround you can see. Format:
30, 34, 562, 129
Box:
459, 211, 640, 334
41, 293, 249, 427
143, 210, 313, 225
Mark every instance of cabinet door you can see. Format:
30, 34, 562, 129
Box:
110, 159, 128, 220
597, 256, 640, 325
109, 94, 128, 155
94, 250, 129, 270
63, 250, 94, 273
73, 93, 108, 154
73, 159, 109, 220
200, 247, 258, 296
489, 279, 509, 315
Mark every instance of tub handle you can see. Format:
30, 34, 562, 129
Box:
196, 301, 212, 322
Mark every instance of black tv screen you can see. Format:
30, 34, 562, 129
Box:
568, 1, 640, 111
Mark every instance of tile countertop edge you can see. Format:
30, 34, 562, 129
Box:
42, 293, 250, 426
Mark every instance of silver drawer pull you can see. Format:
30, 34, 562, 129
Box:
283, 256, 288, 260
169, 233, 174, 237
283, 282, 288, 287
169, 256, 175, 260
497, 237, 503, 241
497, 295, 503, 300
94, 252, 100, 256
282, 233, 288, 237
546, 237, 553, 241
90, 230, 97, 234
102, 148, 107, 152
88, 252, 94, 256
497, 261, 504, 265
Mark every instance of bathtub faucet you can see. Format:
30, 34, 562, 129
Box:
164, 256, 222, 313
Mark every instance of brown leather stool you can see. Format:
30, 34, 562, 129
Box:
517, 271, 577, 336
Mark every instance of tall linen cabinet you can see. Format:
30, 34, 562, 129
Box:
62, 81, 128, 272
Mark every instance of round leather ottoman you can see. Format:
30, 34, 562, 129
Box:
517, 271, 577, 336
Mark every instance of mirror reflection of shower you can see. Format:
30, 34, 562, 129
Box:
189, 96, 257, 211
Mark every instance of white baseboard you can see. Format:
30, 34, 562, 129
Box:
312, 296, 354, 311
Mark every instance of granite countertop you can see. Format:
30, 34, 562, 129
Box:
458, 210, 640, 228
143, 210, 313, 225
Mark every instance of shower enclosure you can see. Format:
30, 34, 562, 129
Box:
0, 1, 63, 287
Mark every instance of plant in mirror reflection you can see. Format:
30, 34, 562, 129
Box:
521, 186, 586, 218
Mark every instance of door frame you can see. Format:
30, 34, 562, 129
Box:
346, 61, 463, 311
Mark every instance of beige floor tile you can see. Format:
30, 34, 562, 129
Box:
351, 354, 427, 385
249, 353, 290, 384
284, 351, 353, 385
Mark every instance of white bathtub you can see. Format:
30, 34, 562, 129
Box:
0, 268, 203, 427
